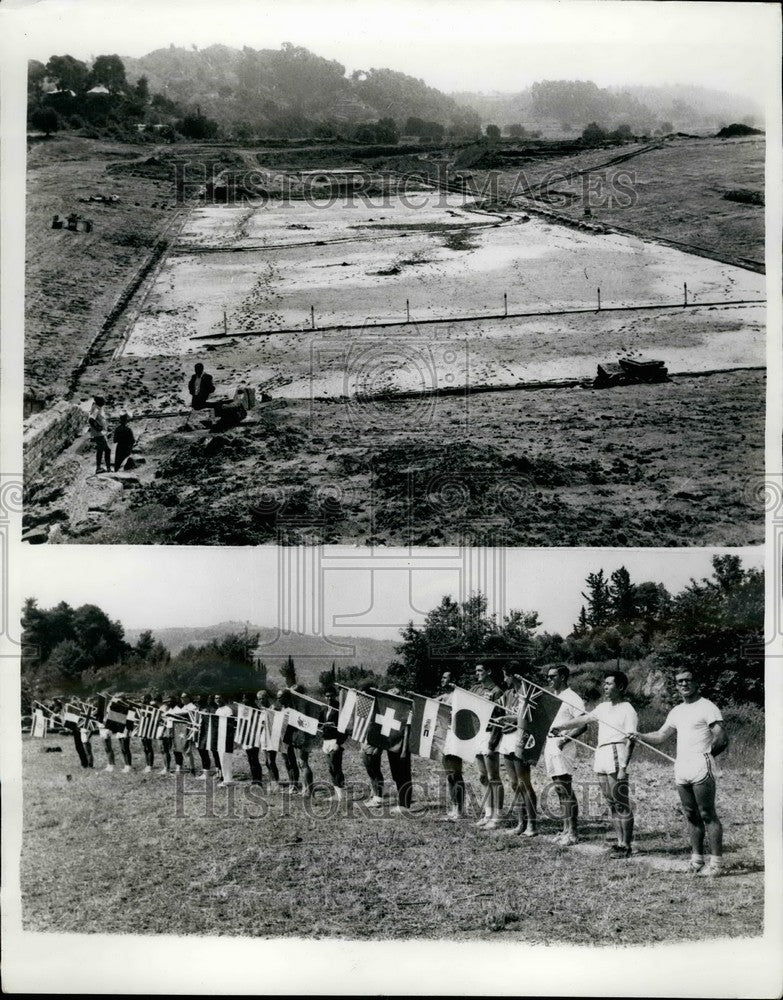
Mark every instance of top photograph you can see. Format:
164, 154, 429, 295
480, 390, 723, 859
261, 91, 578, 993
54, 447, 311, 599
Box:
19, 2, 773, 547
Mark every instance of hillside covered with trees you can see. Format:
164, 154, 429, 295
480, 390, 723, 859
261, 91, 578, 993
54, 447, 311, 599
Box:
29, 44, 762, 145
28, 43, 482, 143
22, 556, 762, 712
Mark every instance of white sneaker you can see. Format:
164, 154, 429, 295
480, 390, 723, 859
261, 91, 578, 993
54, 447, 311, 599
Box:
158, 767, 169, 775
368, 795, 384, 807
104, 764, 115, 772
484, 816, 503, 829
474, 814, 490, 827
122, 765, 131, 773
522, 825, 538, 837
143, 765, 152, 773
217, 780, 235, 787
195, 771, 209, 781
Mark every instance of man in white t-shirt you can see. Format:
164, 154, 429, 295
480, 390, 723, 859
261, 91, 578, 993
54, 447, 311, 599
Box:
635, 670, 728, 877
554, 671, 637, 858
544, 665, 586, 846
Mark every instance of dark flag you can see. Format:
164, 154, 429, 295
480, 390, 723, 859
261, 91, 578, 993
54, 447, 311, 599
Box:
515, 681, 562, 765
365, 691, 413, 751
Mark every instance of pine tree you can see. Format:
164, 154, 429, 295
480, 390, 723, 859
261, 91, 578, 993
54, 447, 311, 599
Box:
609, 566, 638, 623
582, 570, 611, 628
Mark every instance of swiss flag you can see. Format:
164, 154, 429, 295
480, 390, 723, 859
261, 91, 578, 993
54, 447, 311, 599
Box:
364, 691, 412, 752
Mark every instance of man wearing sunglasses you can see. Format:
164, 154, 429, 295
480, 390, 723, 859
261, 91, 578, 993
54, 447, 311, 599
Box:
634, 669, 728, 877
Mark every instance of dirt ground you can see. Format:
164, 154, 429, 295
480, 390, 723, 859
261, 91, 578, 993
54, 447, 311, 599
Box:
20, 735, 763, 942
23, 136, 767, 547
26, 369, 764, 547
124, 194, 764, 353
24, 136, 246, 400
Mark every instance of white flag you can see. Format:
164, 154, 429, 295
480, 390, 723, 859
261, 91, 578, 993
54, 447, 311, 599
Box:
32, 708, 48, 738
443, 687, 496, 762
263, 709, 286, 751
337, 688, 357, 733
285, 708, 319, 736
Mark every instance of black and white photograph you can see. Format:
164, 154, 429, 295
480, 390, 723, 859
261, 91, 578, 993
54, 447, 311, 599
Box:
1, 0, 781, 995
14, 0, 773, 548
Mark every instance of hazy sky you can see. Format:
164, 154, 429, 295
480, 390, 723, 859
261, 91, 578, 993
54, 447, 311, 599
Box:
2, 0, 779, 103
19, 546, 763, 639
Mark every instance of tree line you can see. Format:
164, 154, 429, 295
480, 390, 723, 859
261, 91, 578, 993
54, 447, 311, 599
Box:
21, 556, 762, 711
27, 45, 483, 143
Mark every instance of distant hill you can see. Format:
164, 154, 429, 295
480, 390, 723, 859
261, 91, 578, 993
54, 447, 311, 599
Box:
120, 43, 481, 136
125, 621, 398, 687
451, 81, 763, 136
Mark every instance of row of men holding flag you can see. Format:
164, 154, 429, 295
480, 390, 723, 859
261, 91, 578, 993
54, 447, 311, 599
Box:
30, 664, 729, 873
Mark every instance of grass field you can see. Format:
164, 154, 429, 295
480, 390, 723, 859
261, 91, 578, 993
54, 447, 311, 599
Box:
473, 136, 765, 268
20, 734, 763, 942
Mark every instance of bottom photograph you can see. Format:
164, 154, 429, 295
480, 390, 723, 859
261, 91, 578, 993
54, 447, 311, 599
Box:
15, 545, 765, 948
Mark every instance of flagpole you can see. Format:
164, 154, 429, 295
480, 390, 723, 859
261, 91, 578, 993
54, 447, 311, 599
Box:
520, 675, 675, 764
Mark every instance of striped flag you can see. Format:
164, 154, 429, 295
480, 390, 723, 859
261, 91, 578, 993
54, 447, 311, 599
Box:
136, 706, 165, 740
350, 691, 375, 743
409, 694, 451, 759
236, 704, 266, 748
337, 686, 376, 741
197, 711, 215, 750
104, 698, 129, 734
262, 709, 286, 752
32, 708, 49, 738
337, 687, 357, 733
212, 712, 236, 754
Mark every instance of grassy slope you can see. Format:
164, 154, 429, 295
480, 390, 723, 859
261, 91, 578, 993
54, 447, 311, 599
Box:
69, 369, 764, 547
20, 736, 763, 941
471, 138, 764, 267
25, 137, 178, 398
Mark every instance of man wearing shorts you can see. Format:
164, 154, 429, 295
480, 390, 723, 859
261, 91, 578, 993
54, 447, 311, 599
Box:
554, 671, 637, 858
635, 669, 728, 876
544, 665, 586, 846
471, 664, 504, 828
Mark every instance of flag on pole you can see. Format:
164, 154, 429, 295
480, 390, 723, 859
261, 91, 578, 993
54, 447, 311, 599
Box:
408, 694, 451, 759
336, 686, 376, 743
513, 680, 562, 765
32, 708, 48, 738
236, 703, 266, 748
63, 702, 97, 731
212, 712, 236, 754
365, 691, 412, 751
197, 711, 215, 750
337, 687, 357, 733
262, 709, 286, 752
104, 698, 129, 733
443, 686, 496, 762
284, 691, 325, 737
136, 706, 165, 740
